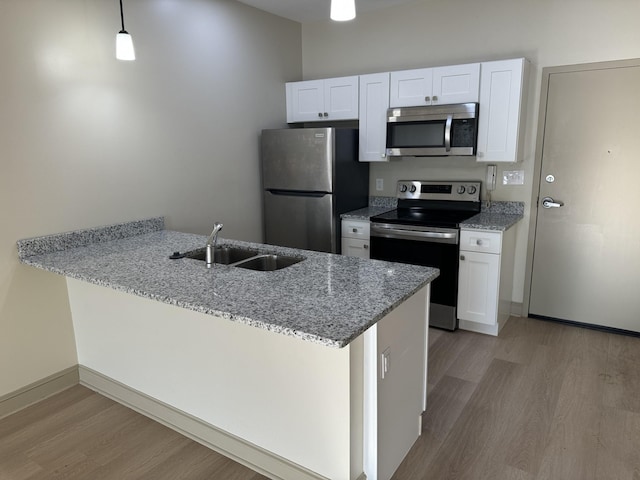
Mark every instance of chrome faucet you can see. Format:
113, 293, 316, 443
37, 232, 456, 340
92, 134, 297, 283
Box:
205, 222, 223, 267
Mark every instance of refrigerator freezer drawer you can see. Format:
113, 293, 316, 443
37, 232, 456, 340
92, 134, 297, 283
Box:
264, 190, 335, 253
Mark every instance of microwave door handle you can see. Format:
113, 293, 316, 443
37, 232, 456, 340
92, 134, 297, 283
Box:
444, 115, 453, 152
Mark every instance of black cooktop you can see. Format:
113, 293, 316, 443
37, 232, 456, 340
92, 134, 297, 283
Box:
371, 205, 480, 228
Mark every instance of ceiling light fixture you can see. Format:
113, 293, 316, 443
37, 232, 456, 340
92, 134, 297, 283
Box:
116, 0, 135, 61
330, 0, 356, 21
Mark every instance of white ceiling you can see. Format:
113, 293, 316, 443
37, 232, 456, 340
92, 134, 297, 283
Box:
236, 0, 418, 23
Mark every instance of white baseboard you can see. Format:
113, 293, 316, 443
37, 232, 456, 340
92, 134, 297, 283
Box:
78, 366, 331, 480
0, 366, 79, 420
511, 302, 524, 317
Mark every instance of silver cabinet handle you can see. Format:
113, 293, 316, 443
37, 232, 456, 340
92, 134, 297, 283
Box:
444, 115, 453, 152
318, 112, 323, 118
460, 255, 465, 261
542, 196, 564, 208
352, 228, 358, 233
433, 95, 438, 102
364, 244, 369, 249
425, 96, 430, 102
323, 112, 328, 117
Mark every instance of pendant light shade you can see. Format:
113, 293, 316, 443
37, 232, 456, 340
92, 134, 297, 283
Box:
116, 31, 135, 61
330, 0, 356, 21
116, 0, 135, 61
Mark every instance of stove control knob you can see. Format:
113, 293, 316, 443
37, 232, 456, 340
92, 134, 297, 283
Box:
409, 185, 417, 193
399, 184, 408, 193
468, 185, 477, 195
457, 185, 466, 194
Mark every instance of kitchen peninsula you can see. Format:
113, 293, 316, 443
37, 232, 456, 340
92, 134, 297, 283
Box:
17, 217, 438, 480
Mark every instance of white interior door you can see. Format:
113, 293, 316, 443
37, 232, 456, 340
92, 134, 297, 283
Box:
529, 60, 640, 332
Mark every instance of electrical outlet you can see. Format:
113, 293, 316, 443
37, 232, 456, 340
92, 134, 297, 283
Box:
376, 178, 384, 191
381, 348, 390, 379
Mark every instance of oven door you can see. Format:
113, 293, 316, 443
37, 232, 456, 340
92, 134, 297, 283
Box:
370, 223, 460, 330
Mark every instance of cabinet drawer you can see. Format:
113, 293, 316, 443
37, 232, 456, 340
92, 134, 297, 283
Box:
341, 238, 370, 259
341, 220, 370, 239
460, 230, 502, 254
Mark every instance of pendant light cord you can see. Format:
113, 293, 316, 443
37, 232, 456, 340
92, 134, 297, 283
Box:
119, 0, 127, 33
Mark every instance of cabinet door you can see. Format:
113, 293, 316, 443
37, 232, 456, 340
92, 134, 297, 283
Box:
457, 251, 500, 325
432, 63, 480, 105
476, 58, 526, 162
389, 68, 433, 107
324, 76, 359, 120
341, 238, 370, 259
359, 73, 390, 162
286, 80, 325, 123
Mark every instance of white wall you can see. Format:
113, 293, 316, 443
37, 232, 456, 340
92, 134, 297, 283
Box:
0, 0, 301, 397
301, 0, 640, 305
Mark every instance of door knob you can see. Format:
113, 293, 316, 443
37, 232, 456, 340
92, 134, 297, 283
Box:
542, 196, 564, 208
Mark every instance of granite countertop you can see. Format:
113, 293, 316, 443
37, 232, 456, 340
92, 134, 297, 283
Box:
341, 206, 393, 221
460, 201, 525, 231
17, 218, 438, 349
459, 213, 523, 231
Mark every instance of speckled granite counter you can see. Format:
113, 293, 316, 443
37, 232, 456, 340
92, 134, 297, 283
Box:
341, 206, 393, 220
460, 213, 523, 231
460, 201, 525, 231
17, 218, 438, 348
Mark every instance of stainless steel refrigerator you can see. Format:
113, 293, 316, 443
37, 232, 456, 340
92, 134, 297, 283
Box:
261, 127, 369, 253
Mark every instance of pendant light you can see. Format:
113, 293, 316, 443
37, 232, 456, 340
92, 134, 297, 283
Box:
116, 0, 135, 61
330, 0, 356, 21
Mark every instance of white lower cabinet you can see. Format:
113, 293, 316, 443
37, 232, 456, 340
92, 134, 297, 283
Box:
341, 219, 370, 259
457, 228, 516, 336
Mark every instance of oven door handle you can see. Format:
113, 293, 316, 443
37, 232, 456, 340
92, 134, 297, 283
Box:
371, 224, 459, 244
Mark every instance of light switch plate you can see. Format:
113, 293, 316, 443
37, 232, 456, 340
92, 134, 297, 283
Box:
376, 178, 384, 191
503, 170, 525, 185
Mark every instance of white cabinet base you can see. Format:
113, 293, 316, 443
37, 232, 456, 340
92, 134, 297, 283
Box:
66, 277, 429, 480
457, 227, 516, 336
342, 219, 371, 259
459, 317, 508, 336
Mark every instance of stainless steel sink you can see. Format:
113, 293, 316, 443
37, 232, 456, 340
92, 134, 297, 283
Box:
234, 254, 304, 271
183, 246, 304, 271
184, 246, 259, 265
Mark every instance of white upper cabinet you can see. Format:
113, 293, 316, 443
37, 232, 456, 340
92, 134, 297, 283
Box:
389, 68, 433, 108
359, 72, 390, 162
389, 63, 480, 108
433, 63, 481, 105
476, 58, 528, 163
286, 76, 359, 123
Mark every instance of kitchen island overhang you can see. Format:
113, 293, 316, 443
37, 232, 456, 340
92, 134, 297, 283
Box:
18, 218, 438, 480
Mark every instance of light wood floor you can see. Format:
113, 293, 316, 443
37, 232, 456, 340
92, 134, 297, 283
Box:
392, 316, 640, 480
1, 316, 639, 479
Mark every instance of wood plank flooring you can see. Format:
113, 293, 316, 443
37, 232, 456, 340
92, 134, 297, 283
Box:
392, 316, 640, 480
0, 385, 268, 480
1, 316, 639, 479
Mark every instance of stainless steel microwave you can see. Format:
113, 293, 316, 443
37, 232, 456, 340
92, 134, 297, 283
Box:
386, 103, 478, 157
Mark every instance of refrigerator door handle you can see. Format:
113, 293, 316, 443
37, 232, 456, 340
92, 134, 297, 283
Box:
266, 189, 330, 198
